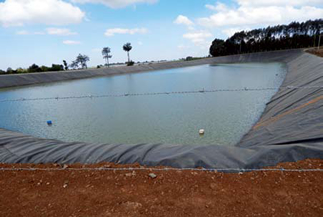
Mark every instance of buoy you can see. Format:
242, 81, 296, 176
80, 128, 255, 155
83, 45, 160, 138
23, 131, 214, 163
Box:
47, 120, 53, 126
199, 129, 205, 135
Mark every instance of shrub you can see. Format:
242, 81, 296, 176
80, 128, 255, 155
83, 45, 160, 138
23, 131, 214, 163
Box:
16, 68, 28, 73
50, 64, 64, 71
127, 61, 135, 66
41, 66, 50, 72
185, 56, 194, 61
6, 67, 14, 74
28, 64, 42, 73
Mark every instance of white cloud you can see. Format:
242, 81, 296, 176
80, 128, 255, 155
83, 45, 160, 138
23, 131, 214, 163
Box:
205, 2, 227, 11
174, 15, 194, 26
0, 0, 85, 27
183, 31, 213, 43
16, 30, 45, 35
71, 0, 157, 8
222, 27, 251, 37
63, 40, 81, 45
199, 1, 323, 28
237, 0, 323, 7
92, 48, 101, 52
104, 28, 148, 37
16, 30, 30, 35
34, 31, 45, 35
177, 44, 190, 50
46, 28, 77, 36
16, 28, 76, 36
183, 30, 213, 48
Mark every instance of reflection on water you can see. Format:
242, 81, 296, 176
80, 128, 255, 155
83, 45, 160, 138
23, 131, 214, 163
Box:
0, 63, 286, 146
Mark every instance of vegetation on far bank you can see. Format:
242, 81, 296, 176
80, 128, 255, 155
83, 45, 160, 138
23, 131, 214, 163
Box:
0, 54, 90, 75
2, 19, 321, 75
0, 42, 135, 75
210, 19, 322, 57
1, 41, 203, 75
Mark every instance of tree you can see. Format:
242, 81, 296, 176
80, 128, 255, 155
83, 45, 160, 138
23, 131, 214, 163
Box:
102, 47, 112, 67
70, 61, 79, 70
50, 64, 64, 71
209, 39, 226, 56
28, 64, 42, 73
123, 43, 133, 63
186, 56, 194, 61
16, 68, 27, 73
209, 19, 323, 57
41, 66, 50, 72
6, 67, 13, 74
76, 54, 90, 69
63, 60, 68, 70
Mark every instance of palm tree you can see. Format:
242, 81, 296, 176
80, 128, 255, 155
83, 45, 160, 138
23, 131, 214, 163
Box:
102, 47, 112, 67
123, 43, 132, 63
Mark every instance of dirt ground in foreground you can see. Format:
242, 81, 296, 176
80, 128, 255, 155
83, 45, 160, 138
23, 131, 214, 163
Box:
0, 159, 322, 217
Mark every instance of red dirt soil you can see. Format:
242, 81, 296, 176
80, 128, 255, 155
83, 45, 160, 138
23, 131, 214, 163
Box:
0, 159, 322, 217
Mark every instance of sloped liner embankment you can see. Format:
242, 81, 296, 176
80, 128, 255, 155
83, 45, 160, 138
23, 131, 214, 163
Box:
0, 49, 322, 169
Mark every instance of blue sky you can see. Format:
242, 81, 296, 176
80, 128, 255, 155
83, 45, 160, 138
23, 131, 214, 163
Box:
0, 0, 323, 70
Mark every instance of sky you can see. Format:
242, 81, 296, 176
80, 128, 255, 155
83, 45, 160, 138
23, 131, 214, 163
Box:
0, 0, 323, 70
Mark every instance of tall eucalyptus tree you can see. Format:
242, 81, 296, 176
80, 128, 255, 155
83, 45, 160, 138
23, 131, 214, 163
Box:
102, 47, 112, 67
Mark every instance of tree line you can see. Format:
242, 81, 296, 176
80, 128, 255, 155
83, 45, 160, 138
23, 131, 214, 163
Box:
210, 19, 323, 57
1, 42, 134, 75
0, 54, 89, 75
1, 63, 66, 75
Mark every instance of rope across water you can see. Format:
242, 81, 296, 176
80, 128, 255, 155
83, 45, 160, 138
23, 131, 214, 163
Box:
0, 86, 322, 103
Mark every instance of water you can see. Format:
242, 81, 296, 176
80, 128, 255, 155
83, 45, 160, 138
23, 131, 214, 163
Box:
0, 63, 286, 146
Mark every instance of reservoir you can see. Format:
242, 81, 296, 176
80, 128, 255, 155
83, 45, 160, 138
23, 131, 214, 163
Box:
0, 63, 286, 146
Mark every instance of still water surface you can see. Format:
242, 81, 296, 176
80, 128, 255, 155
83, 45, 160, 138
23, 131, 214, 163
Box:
0, 63, 286, 146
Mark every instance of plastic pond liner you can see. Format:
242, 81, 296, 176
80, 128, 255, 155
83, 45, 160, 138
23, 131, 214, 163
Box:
0, 49, 322, 170
0, 62, 287, 146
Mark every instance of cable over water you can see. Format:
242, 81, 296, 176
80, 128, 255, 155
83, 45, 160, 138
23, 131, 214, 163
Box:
0, 86, 322, 103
